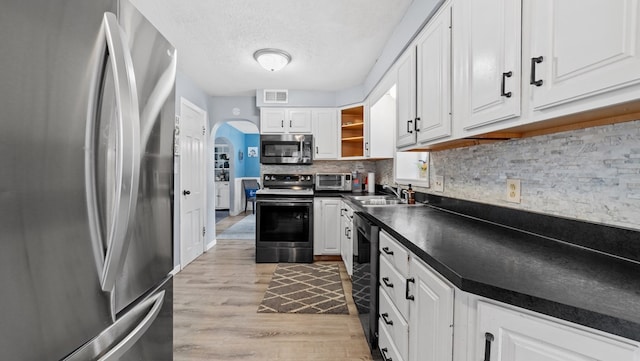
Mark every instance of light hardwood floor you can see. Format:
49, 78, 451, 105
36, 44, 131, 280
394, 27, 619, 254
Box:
174, 213, 374, 360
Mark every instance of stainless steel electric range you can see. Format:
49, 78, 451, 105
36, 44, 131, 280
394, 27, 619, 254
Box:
255, 174, 314, 263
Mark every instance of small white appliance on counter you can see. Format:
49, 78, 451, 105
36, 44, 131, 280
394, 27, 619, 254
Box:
315, 173, 352, 191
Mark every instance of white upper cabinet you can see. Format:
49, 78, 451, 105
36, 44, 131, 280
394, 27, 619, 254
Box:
526, 0, 640, 115
396, 50, 417, 148
311, 108, 339, 159
260, 108, 312, 134
457, 0, 522, 132
396, 2, 452, 149
415, 3, 452, 143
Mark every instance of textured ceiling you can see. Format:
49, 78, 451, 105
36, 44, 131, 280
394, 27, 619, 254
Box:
129, 0, 412, 96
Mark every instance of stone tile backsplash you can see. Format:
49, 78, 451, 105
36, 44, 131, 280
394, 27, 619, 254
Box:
377, 119, 640, 230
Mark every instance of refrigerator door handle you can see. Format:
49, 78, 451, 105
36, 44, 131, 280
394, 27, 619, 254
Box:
63, 290, 165, 361
100, 12, 141, 294
85, 11, 141, 295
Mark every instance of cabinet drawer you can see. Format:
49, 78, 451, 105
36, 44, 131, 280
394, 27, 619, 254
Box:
379, 287, 409, 361
379, 231, 409, 277
378, 318, 406, 361
379, 256, 409, 319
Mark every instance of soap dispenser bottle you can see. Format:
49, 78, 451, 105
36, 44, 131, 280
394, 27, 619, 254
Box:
407, 184, 416, 204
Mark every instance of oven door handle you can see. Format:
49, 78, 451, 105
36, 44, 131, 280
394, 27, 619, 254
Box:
256, 199, 313, 205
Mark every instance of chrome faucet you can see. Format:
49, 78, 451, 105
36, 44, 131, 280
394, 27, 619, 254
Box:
382, 184, 402, 200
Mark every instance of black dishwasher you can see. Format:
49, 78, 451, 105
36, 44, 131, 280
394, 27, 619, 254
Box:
352, 212, 380, 353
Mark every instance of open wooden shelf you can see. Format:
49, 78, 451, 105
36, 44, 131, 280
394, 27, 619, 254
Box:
341, 105, 365, 157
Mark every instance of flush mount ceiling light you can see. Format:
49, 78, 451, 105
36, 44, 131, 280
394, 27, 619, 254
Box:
253, 48, 291, 72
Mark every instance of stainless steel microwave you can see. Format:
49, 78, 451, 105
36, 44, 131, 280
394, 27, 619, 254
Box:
315, 173, 352, 191
260, 134, 313, 165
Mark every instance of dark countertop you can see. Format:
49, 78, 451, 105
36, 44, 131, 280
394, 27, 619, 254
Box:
343, 197, 640, 342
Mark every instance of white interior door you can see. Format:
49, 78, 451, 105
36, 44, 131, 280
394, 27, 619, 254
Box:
179, 98, 206, 269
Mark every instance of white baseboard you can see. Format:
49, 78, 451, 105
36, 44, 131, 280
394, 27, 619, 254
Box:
205, 238, 217, 251
170, 264, 181, 275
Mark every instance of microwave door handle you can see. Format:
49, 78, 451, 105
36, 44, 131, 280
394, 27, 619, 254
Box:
100, 12, 141, 295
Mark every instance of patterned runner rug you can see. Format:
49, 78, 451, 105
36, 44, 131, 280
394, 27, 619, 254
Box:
257, 263, 349, 314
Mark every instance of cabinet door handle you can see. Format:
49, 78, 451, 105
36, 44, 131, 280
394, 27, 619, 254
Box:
382, 247, 394, 255
315, 146, 319, 154
382, 277, 394, 288
380, 347, 392, 361
414, 117, 420, 132
381, 312, 394, 325
407, 119, 413, 134
347, 228, 351, 239
530, 56, 544, 87
281, 120, 284, 128
405, 277, 415, 300
484, 332, 494, 361
501, 71, 513, 98
289, 120, 292, 128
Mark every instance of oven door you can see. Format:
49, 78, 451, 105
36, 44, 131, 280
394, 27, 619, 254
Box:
255, 198, 314, 263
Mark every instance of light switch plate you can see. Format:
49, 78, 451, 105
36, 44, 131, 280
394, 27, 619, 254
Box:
434, 175, 444, 192
506, 179, 521, 203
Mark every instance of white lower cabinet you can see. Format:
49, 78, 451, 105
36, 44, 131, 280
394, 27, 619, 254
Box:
339, 201, 354, 276
313, 198, 341, 255
476, 301, 640, 361
408, 256, 454, 361
378, 231, 454, 361
377, 230, 640, 361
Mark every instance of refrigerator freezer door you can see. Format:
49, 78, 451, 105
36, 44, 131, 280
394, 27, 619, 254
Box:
64, 276, 172, 361
114, 0, 175, 314
0, 0, 116, 360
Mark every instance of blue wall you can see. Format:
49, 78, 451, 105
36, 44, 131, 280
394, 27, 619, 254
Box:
244, 133, 260, 177
215, 124, 260, 178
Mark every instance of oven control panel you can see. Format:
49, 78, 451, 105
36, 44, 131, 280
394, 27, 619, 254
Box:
263, 174, 314, 189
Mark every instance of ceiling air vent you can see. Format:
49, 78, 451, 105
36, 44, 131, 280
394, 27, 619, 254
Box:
263, 89, 288, 104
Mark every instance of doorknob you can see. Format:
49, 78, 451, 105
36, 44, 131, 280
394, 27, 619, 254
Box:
183, 190, 191, 195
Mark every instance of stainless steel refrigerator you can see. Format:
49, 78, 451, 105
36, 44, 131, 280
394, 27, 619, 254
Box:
0, 0, 175, 359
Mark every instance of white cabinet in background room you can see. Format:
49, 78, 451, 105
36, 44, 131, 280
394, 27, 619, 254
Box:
260, 108, 312, 134
396, 2, 452, 148
378, 230, 454, 361
215, 181, 230, 210
476, 301, 640, 361
313, 198, 341, 255
455, 0, 522, 133
311, 108, 339, 159
339, 201, 354, 276
526, 0, 640, 117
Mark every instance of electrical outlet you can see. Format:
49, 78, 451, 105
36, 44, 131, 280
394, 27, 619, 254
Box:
434, 175, 444, 192
506, 179, 521, 203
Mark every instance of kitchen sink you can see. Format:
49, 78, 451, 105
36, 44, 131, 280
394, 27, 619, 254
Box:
359, 198, 404, 206
348, 195, 424, 207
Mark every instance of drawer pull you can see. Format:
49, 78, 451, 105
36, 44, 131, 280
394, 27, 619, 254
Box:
381, 312, 394, 325
381, 347, 393, 361
382, 247, 394, 255
382, 277, 394, 288
405, 277, 415, 300
484, 332, 494, 361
